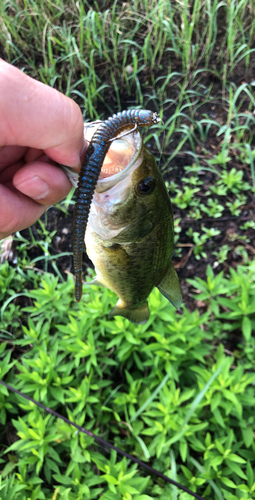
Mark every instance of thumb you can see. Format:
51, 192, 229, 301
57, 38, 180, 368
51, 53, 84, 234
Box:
0, 60, 85, 169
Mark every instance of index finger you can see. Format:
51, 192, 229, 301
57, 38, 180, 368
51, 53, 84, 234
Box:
0, 60, 85, 169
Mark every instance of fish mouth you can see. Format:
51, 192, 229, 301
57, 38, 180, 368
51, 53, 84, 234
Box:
84, 123, 143, 193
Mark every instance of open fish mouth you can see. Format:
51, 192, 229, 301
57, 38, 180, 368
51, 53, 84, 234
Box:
84, 122, 143, 193
84, 122, 145, 240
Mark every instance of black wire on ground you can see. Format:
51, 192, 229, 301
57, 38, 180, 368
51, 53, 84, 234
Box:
0, 380, 206, 500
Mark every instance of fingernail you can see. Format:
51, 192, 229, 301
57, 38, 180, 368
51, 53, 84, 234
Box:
16, 176, 50, 200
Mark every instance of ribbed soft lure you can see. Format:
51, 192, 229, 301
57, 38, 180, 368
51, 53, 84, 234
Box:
74, 109, 160, 301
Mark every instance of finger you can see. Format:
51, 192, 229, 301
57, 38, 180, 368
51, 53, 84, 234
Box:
24, 147, 44, 163
0, 145, 28, 169
0, 184, 46, 239
0, 160, 25, 184
0, 60, 85, 169
13, 162, 71, 205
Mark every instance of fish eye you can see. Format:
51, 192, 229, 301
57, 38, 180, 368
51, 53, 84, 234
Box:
136, 176, 156, 195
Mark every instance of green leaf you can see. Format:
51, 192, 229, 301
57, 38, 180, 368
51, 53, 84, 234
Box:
45, 458, 60, 474
242, 316, 252, 341
215, 439, 225, 455
181, 465, 193, 480
180, 440, 188, 462
242, 427, 253, 448
102, 474, 119, 485
210, 455, 224, 468
135, 436, 150, 460
225, 460, 247, 480
237, 484, 250, 492
53, 474, 72, 485
134, 496, 154, 500
227, 454, 246, 464
1, 461, 17, 477
246, 461, 254, 489
210, 392, 221, 412
220, 477, 237, 488
212, 408, 225, 428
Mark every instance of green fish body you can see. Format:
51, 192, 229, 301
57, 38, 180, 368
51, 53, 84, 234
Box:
85, 127, 182, 324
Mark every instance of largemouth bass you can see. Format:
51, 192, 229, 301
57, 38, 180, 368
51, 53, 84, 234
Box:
73, 110, 160, 301
83, 121, 182, 324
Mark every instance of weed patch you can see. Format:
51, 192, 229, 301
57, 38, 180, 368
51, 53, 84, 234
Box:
0, 260, 254, 499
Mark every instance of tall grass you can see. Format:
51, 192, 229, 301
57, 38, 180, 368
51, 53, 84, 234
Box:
1, 1, 255, 96
1, 0, 255, 179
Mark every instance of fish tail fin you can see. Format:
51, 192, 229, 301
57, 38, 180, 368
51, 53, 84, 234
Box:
109, 300, 149, 325
157, 261, 182, 309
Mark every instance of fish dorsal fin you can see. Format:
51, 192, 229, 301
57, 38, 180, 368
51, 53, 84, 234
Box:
157, 261, 182, 309
109, 300, 149, 325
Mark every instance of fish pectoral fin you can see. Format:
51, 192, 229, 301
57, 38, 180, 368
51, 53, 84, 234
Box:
157, 261, 182, 309
87, 276, 106, 288
109, 300, 149, 325
116, 215, 154, 242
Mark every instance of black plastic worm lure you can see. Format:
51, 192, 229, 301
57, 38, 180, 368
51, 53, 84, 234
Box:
73, 109, 160, 301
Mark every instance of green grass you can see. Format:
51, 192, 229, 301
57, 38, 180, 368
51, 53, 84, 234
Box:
0, 0, 255, 499
1, 0, 255, 183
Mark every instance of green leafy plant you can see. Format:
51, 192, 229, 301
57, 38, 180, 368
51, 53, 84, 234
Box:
0, 256, 254, 499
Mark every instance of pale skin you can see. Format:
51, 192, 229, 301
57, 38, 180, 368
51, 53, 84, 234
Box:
0, 59, 86, 240
0, 59, 130, 242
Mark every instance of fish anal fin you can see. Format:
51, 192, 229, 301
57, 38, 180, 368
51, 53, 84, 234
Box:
87, 276, 106, 288
109, 300, 149, 325
157, 261, 182, 309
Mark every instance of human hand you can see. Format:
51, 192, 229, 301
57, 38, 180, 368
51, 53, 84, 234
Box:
0, 60, 86, 240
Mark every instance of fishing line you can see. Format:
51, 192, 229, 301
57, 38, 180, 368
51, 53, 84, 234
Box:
0, 380, 206, 500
